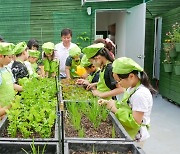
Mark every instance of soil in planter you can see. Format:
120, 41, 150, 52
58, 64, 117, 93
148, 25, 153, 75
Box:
65, 114, 121, 138
61, 79, 77, 85
69, 151, 133, 154
0, 122, 55, 138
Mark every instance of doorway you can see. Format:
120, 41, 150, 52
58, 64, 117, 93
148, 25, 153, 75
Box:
95, 3, 146, 68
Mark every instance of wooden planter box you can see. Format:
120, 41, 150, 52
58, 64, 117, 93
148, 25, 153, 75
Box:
64, 140, 145, 154
0, 141, 59, 154
0, 115, 60, 142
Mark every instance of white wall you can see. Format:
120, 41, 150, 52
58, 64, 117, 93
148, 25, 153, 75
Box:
96, 11, 126, 58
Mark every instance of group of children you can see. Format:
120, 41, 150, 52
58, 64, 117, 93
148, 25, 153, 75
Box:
76, 43, 156, 146
0, 40, 60, 119
0, 35, 156, 147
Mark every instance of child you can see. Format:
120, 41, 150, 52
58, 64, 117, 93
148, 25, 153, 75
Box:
82, 43, 124, 99
99, 57, 156, 145
0, 42, 22, 119
42, 42, 59, 78
65, 46, 84, 79
11, 42, 29, 84
26, 50, 40, 78
27, 39, 39, 50
76, 54, 100, 86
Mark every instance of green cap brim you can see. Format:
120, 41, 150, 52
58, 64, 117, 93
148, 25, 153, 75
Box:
28, 50, 40, 58
14, 42, 27, 55
69, 46, 81, 57
80, 55, 92, 67
82, 43, 104, 59
0, 43, 15, 55
112, 57, 143, 74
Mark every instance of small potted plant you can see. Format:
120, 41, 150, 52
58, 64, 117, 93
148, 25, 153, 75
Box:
162, 59, 173, 73
162, 46, 173, 73
174, 61, 180, 75
163, 39, 171, 49
171, 22, 180, 52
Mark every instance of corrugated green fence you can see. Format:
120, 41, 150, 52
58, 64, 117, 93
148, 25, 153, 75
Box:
0, 0, 31, 43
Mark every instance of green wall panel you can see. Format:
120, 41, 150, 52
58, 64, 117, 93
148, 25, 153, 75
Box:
29, 0, 142, 45
0, 0, 31, 43
159, 7, 180, 104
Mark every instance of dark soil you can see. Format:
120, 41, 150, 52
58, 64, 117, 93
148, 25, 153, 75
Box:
0, 122, 55, 138
65, 113, 121, 138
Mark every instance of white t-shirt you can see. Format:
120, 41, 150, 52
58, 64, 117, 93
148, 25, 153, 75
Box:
24, 61, 33, 76
54, 42, 77, 77
127, 84, 153, 141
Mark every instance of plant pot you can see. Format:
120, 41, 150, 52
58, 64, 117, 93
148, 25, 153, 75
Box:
163, 43, 171, 48
163, 63, 173, 73
174, 65, 180, 75
175, 43, 180, 52
64, 140, 145, 154
169, 49, 177, 58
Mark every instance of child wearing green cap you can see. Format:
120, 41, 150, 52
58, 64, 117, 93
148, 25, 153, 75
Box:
82, 43, 124, 99
25, 50, 40, 78
65, 46, 84, 79
11, 42, 29, 83
99, 57, 156, 146
76, 55, 100, 87
0, 42, 22, 119
42, 42, 59, 78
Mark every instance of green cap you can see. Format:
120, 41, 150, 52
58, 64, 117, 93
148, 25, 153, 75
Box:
0, 42, 15, 55
28, 50, 40, 58
112, 57, 143, 74
13, 42, 27, 55
69, 46, 81, 57
80, 55, 91, 67
82, 43, 104, 59
42, 42, 55, 54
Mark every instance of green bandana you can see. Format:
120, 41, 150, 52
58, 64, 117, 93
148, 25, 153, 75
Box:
0, 42, 15, 55
80, 55, 91, 67
28, 50, 40, 58
14, 42, 27, 55
42, 42, 55, 54
112, 57, 143, 74
82, 43, 104, 59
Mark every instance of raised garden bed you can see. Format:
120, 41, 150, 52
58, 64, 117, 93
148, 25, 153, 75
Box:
64, 140, 145, 154
0, 77, 60, 142
60, 79, 95, 102
0, 141, 59, 154
0, 115, 59, 142
63, 101, 131, 141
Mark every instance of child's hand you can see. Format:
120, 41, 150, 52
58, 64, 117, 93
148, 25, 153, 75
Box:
98, 99, 117, 113
76, 79, 84, 85
98, 99, 109, 105
86, 83, 96, 90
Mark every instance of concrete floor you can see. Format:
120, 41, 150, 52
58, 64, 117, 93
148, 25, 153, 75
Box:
143, 94, 180, 154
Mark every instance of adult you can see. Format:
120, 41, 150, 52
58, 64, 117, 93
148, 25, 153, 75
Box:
55, 28, 78, 78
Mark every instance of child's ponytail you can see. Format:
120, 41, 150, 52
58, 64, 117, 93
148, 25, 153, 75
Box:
140, 71, 157, 94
